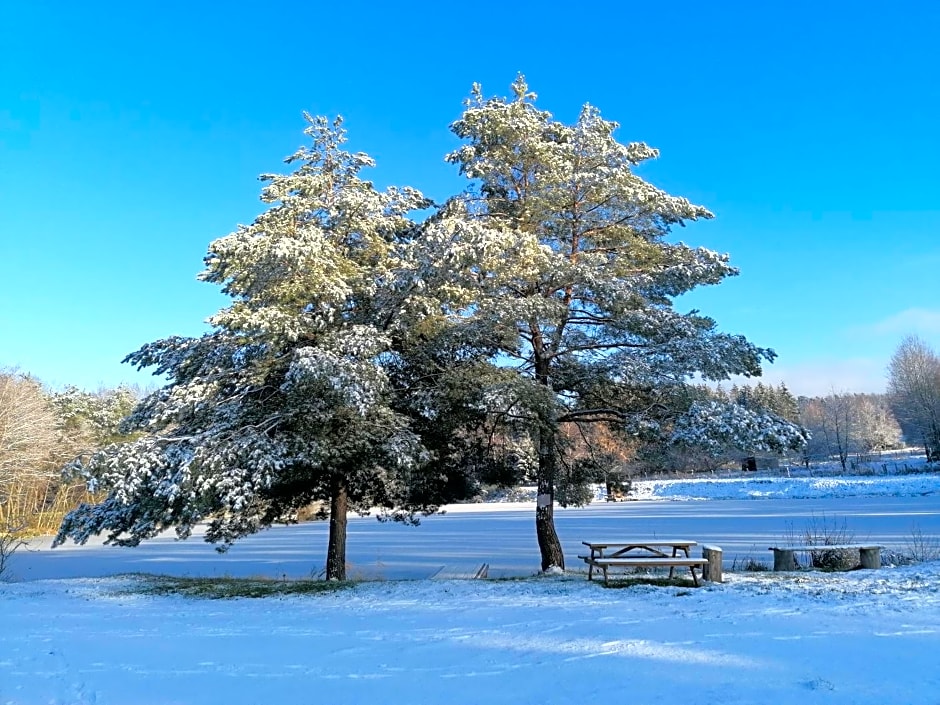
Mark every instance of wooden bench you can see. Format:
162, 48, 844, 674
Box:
768, 545, 882, 571
579, 555, 710, 586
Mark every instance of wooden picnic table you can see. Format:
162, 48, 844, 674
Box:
579, 540, 708, 585
582, 540, 697, 560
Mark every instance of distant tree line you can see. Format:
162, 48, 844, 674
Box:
0, 371, 138, 534
787, 336, 940, 469
798, 392, 902, 471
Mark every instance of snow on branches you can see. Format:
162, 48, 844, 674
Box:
671, 400, 808, 457
54, 83, 801, 579
54, 115, 444, 579
439, 76, 784, 569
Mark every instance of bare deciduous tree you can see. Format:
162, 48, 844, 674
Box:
0, 371, 60, 526
799, 392, 902, 470
799, 394, 851, 470
852, 394, 903, 453
0, 521, 28, 581
0, 372, 131, 533
887, 336, 940, 460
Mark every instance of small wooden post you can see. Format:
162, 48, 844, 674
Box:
771, 548, 799, 571
702, 546, 723, 583
859, 547, 881, 569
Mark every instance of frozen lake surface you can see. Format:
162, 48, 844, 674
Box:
13, 493, 940, 581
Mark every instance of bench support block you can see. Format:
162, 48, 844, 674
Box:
772, 548, 799, 571
859, 547, 881, 569
702, 546, 723, 583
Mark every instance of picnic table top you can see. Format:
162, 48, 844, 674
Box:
582, 540, 697, 548
587, 556, 708, 565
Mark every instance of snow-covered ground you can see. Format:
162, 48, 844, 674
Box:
3, 565, 939, 704
3, 465, 940, 704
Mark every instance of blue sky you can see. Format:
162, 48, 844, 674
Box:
2, 0, 938, 396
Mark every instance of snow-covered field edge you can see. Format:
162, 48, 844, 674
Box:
476, 455, 939, 504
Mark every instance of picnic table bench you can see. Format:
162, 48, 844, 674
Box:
768, 544, 882, 571
579, 540, 711, 586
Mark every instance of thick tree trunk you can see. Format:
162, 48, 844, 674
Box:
536, 423, 565, 572
325, 475, 348, 581
531, 343, 565, 572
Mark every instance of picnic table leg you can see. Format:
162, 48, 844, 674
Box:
689, 565, 700, 587
588, 549, 602, 581
667, 546, 684, 578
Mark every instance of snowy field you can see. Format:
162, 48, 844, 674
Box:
3, 564, 940, 704
3, 466, 940, 704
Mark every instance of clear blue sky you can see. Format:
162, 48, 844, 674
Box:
2, 0, 938, 396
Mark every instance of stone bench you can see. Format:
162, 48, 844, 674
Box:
768, 545, 882, 571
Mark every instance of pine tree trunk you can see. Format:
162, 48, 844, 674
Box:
325, 475, 348, 581
536, 423, 565, 572
532, 351, 565, 573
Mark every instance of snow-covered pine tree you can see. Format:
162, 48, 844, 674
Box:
54, 115, 449, 580
670, 399, 807, 458
437, 77, 784, 570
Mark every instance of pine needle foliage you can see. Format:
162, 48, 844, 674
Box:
434, 77, 795, 569
55, 116, 460, 580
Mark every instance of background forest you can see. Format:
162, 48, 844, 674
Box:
4, 336, 938, 533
